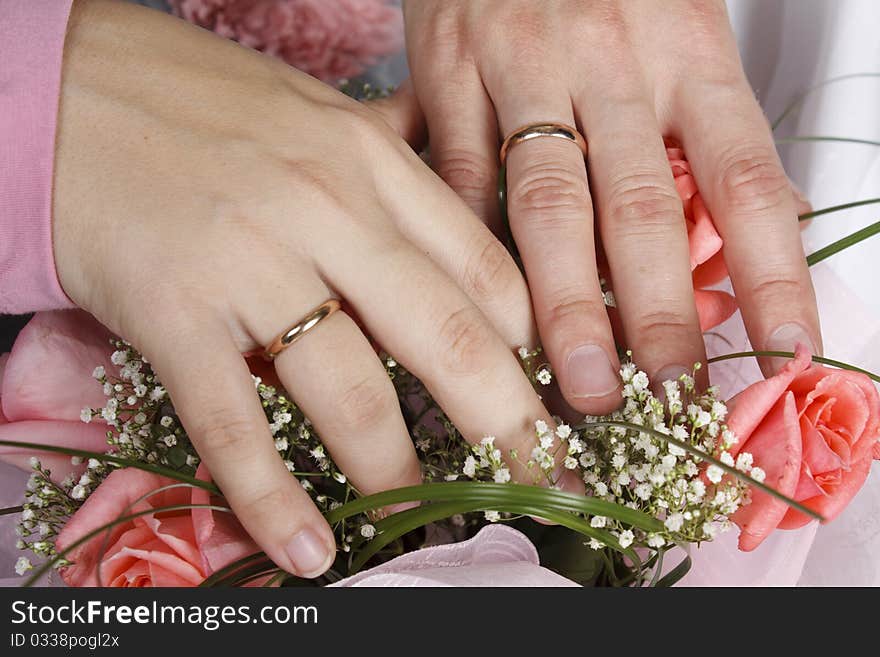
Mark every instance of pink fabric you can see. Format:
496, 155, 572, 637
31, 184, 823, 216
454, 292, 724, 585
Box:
332, 525, 579, 587
0, 0, 75, 313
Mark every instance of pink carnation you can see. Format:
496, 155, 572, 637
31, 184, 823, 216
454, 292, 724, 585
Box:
169, 0, 404, 82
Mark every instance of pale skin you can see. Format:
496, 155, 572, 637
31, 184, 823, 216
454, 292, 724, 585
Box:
52, 0, 821, 578
404, 0, 822, 410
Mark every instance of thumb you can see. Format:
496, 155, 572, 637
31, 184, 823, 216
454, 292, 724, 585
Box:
367, 78, 427, 151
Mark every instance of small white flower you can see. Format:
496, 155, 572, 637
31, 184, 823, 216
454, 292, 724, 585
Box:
493, 467, 511, 484
647, 534, 665, 548
590, 516, 607, 528
480, 436, 496, 448
133, 412, 147, 425
634, 483, 652, 500
664, 513, 684, 532
274, 437, 289, 452
163, 435, 177, 447
88, 458, 101, 470
484, 510, 501, 522
536, 369, 552, 385
603, 290, 616, 308
706, 465, 724, 484
80, 408, 93, 424
539, 434, 554, 450
186, 455, 200, 467
567, 437, 584, 454
92, 366, 105, 379
71, 484, 87, 500
579, 451, 596, 468
78, 473, 92, 487
110, 350, 128, 366
444, 474, 459, 481
750, 467, 766, 483
160, 416, 174, 428
611, 454, 627, 470
14, 557, 32, 576
618, 530, 634, 549
462, 455, 477, 478
21, 508, 35, 522
360, 524, 376, 539
702, 522, 719, 540
588, 538, 604, 550
720, 451, 735, 467
332, 472, 347, 484
631, 371, 649, 393
594, 482, 608, 497
518, 346, 530, 360
555, 424, 572, 440
534, 419, 549, 435
735, 452, 754, 472
563, 456, 578, 470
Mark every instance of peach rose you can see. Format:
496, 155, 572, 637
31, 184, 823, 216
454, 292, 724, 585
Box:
56, 465, 259, 587
0, 311, 115, 480
727, 344, 880, 551
667, 144, 738, 332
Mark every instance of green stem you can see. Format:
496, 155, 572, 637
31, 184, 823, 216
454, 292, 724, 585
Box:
708, 350, 880, 383
806, 220, 880, 266
776, 136, 880, 147
799, 198, 880, 221
772, 72, 880, 130
0, 505, 24, 517
0, 439, 218, 494
576, 420, 822, 522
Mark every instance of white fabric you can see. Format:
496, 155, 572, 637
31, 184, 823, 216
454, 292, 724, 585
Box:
678, 0, 880, 586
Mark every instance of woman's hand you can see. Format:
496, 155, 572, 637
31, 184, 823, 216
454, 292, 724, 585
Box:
404, 0, 821, 411
53, 0, 560, 578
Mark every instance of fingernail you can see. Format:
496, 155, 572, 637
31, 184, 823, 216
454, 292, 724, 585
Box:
766, 322, 816, 373
566, 344, 620, 399
285, 527, 332, 578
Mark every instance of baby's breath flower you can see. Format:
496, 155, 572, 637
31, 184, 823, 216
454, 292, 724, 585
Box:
14, 557, 32, 576
484, 511, 501, 522
360, 524, 376, 539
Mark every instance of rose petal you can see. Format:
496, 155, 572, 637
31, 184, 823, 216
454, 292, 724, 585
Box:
800, 418, 844, 475
2, 311, 115, 423
780, 455, 873, 529
733, 392, 803, 551
727, 344, 812, 458
0, 419, 110, 481
687, 195, 724, 270
694, 289, 738, 331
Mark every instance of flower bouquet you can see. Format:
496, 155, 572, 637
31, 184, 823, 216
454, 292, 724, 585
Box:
2, 75, 879, 588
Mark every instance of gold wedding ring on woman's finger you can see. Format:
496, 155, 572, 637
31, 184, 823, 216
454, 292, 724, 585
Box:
263, 299, 342, 361
499, 122, 588, 165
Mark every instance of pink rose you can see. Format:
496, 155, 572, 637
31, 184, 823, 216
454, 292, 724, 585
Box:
170, 0, 403, 83
56, 465, 259, 587
0, 311, 114, 480
727, 344, 880, 551
667, 144, 737, 332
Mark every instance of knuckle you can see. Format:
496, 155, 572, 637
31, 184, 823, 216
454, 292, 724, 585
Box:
633, 309, 696, 341
545, 291, 607, 331
433, 149, 497, 202
606, 173, 682, 229
335, 376, 398, 430
462, 238, 521, 306
190, 408, 257, 455
747, 275, 807, 306
510, 165, 590, 218
436, 305, 496, 377
717, 144, 790, 216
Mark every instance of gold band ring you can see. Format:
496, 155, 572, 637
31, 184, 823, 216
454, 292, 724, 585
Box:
263, 299, 342, 361
499, 122, 588, 165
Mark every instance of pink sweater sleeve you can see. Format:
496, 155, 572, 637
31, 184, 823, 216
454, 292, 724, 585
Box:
0, 0, 75, 313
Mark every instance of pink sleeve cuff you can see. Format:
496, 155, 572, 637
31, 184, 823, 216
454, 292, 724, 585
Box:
0, 0, 75, 314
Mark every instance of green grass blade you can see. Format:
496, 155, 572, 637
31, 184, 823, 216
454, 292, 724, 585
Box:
776, 136, 880, 147
806, 220, 880, 266
708, 350, 880, 383
772, 72, 880, 130
0, 439, 218, 494
654, 553, 692, 587
799, 198, 880, 221
0, 505, 24, 517
199, 552, 269, 587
